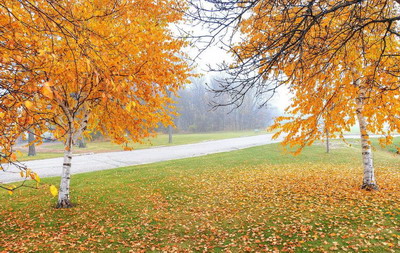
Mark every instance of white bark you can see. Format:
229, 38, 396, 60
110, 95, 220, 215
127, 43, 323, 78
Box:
57, 132, 73, 208
72, 112, 89, 144
355, 87, 378, 190
56, 110, 89, 208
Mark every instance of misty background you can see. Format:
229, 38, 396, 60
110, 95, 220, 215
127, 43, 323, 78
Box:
162, 75, 283, 134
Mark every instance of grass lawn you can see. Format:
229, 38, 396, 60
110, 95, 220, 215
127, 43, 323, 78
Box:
16, 130, 265, 161
1, 140, 399, 252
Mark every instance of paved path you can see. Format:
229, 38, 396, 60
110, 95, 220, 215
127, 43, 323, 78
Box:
1, 133, 396, 183
1, 134, 282, 183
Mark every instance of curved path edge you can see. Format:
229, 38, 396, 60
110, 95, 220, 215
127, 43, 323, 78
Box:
1, 134, 280, 183
1, 134, 397, 183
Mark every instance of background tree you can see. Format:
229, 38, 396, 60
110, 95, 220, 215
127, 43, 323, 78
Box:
187, 0, 400, 190
175, 76, 278, 132
165, 87, 174, 144
77, 138, 86, 149
1, 0, 191, 206
28, 130, 36, 156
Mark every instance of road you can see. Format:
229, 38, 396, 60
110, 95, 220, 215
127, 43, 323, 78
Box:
1, 133, 395, 184
1, 134, 282, 183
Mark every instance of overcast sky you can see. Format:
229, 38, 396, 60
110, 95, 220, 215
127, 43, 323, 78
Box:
186, 43, 292, 112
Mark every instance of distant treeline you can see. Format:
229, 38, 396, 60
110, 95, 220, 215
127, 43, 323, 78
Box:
172, 77, 280, 133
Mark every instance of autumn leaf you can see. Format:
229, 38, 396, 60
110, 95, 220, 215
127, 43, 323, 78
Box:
10, 153, 17, 161
24, 101, 34, 109
34, 174, 40, 183
41, 86, 53, 99
7, 185, 16, 195
49, 185, 58, 197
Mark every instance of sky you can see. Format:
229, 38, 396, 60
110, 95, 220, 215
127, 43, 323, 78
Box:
173, 10, 292, 113
171, 1, 292, 113
186, 41, 292, 113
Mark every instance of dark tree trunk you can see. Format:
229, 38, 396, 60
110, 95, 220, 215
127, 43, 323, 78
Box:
325, 128, 330, 153
168, 125, 172, 144
28, 130, 36, 156
78, 138, 86, 148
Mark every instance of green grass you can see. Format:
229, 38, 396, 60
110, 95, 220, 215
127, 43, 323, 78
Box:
1, 140, 399, 251
371, 137, 400, 154
16, 130, 265, 161
16, 152, 66, 161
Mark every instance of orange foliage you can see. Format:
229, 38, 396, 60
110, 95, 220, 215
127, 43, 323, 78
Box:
0, 0, 191, 196
233, 1, 400, 152
0, 0, 191, 154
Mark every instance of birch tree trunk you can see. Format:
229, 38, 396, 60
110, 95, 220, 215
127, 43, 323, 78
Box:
355, 88, 378, 191
57, 132, 73, 208
56, 109, 88, 208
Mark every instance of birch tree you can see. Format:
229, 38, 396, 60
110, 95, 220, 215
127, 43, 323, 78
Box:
187, 0, 400, 190
0, 0, 191, 206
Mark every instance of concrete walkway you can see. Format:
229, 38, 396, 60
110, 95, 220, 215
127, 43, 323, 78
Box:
1, 134, 282, 183
1, 133, 396, 183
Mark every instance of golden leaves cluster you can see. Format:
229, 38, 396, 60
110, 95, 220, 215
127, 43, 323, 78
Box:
0, 0, 191, 158
234, 0, 400, 151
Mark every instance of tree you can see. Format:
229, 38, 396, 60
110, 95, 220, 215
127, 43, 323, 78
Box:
269, 36, 400, 190
166, 87, 174, 144
77, 138, 86, 149
0, 0, 49, 191
187, 0, 400, 190
175, 76, 277, 132
1, 0, 191, 206
28, 130, 36, 156
0, 93, 43, 193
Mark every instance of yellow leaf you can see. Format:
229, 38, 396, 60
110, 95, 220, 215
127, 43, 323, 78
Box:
24, 101, 34, 109
41, 86, 53, 99
20, 171, 24, 178
49, 185, 58, 197
10, 153, 17, 161
86, 58, 91, 70
7, 185, 16, 195
34, 173, 40, 183
0, 112, 4, 118
44, 81, 53, 87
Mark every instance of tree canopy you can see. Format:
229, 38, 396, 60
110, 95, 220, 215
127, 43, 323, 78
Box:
187, 0, 400, 103
0, 0, 191, 205
187, 0, 400, 189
